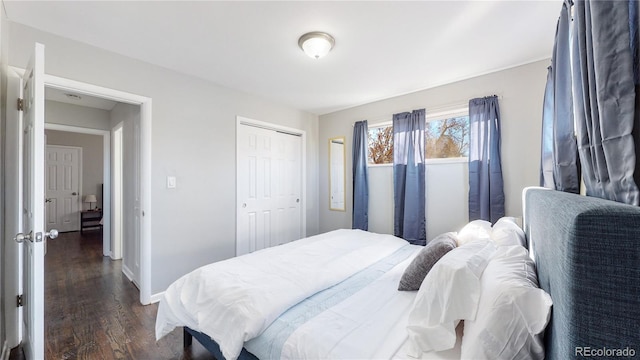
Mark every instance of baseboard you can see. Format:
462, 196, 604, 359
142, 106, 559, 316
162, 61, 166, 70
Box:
121, 265, 134, 282
122, 265, 162, 304
150, 291, 164, 304
1, 340, 9, 360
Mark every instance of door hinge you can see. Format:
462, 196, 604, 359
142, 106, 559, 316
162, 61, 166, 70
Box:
17, 98, 24, 111
17, 294, 23, 307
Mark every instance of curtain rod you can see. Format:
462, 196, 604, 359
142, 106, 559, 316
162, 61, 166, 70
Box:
351, 94, 503, 127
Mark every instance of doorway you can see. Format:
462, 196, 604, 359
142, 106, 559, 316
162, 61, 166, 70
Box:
41, 72, 152, 305
44, 92, 141, 285
44, 124, 110, 253
4, 66, 153, 351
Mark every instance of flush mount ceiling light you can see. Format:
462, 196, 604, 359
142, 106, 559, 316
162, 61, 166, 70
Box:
298, 32, 335, 59
65, 93, 82, 100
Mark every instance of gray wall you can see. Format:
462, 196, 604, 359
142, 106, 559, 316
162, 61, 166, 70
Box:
45, 129, 105, 211
45, 99, 111, 130
362, 162, 468, 241
318, 60, 548, 238
45, 99, 110, 210
7, 22, 320, 295
110, 102, 140, 280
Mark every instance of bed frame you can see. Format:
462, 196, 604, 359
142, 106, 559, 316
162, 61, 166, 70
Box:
183, 188, 640, 360
183, 327, 258, 360
524, 188, 640, 360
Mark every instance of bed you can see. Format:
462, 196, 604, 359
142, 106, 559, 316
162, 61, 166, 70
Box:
523, 187, 640, 359
156, 188, 640, 360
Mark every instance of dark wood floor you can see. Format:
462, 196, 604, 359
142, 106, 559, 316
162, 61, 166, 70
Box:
10, 230, 216, 360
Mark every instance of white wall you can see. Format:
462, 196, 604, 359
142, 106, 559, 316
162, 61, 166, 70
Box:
46, 123, 106, 211
7, 22, 320, 295
318, 60, 548, 238
335, 161, 468, 241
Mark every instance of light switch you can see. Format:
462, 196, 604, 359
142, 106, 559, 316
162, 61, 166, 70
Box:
167, 176, 176, 189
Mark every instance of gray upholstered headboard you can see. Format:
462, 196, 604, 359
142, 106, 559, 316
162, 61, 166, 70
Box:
523, 188, 640, 359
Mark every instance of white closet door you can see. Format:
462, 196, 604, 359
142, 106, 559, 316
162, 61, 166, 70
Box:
237, 124, 302, 256
271, 132, 302, 247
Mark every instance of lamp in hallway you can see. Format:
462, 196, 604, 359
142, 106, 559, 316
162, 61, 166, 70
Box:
84, 194, 97, 210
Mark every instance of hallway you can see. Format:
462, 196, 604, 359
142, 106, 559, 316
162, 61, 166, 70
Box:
11, 231, 214, 359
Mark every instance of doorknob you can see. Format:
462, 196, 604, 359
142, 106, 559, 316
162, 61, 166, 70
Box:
14, 232, 32, 243
14, 230, 57, 243
45, 198, 52, 203
72, 192, 77, 196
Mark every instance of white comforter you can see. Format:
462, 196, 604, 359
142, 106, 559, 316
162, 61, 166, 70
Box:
269, 248, 460, 360
276, 248, 418, 359
155, 229, 408, 360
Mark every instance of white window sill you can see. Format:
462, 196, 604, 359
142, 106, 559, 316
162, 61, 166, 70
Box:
367, 157, 468, 167
426, 157, 468, 165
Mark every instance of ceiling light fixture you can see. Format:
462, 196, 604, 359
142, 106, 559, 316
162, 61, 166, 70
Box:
298, 32, 335, 59
65, 93, 82, 100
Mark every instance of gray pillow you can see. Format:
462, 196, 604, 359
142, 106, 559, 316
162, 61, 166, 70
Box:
398, 232, 458, 291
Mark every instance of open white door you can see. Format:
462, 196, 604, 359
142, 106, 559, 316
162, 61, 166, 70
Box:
13, 42, 57, 360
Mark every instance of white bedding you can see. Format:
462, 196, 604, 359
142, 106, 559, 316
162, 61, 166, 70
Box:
256, 245, 461, 360
155, 229, 409, 360
393, 324, 463, 360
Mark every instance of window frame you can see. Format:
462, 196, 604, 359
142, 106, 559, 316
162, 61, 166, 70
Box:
365, 107, 470, 167
366, 122, 393, 166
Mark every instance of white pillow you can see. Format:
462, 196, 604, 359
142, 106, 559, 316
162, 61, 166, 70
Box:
460, 245, 552, 360
491, 217, 526, 247
405, 240, 497, 356
456, 220, 492, 246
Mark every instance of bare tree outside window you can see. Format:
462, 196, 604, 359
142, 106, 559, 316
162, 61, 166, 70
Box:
368, 126, 394, 164
367, 115, 469, 165
426, 116, 469, 158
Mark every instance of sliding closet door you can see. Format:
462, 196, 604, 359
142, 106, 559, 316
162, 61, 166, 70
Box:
237, 123, 302, 256
274, 131, 302, 245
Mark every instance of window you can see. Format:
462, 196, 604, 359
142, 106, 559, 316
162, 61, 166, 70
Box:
367, 109, 469, 165
368, 125, 393, 164
425, 114, 469, 159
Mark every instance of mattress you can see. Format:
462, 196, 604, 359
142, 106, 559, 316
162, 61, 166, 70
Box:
158, 228, 467, 359
156, 229, 414, 360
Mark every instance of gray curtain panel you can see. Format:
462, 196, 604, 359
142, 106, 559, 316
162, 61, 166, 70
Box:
352, 120, 369, 230
632, 0, 640, 189
572, 0, 639, 205
468, 96, 505, 223
393, 109, 426, 246
540, 0, 581, 193
630, 0, 639, 85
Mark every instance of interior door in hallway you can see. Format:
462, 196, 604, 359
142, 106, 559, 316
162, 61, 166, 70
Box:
16, 41, 48, 360
237, 123, 302, 256
46, 145, 81, 232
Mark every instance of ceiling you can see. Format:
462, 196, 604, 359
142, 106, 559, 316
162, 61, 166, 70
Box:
3, 1, 561, 115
